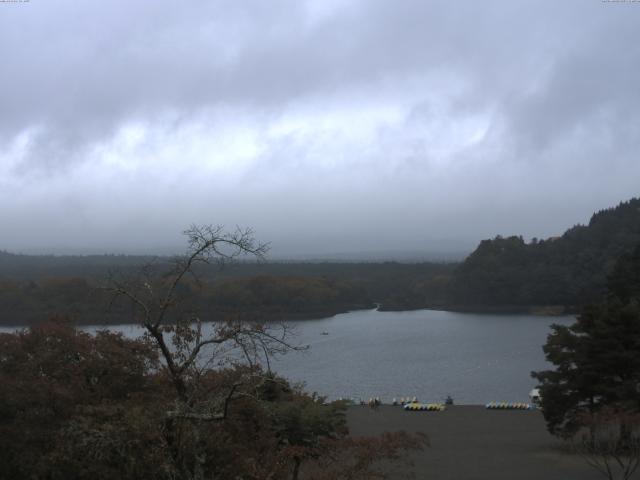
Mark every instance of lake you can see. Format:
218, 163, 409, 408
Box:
2, 308, 575, 405
269, 308, 575, 404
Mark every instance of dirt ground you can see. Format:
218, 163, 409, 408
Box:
346, 405, 614, 480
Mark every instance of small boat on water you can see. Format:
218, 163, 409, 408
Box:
321, 331, 329, 335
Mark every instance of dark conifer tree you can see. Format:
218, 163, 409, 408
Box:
532, 243, 640, 437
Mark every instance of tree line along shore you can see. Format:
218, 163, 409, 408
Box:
1, 197, 639, 326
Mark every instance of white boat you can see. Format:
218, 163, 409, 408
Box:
529, 388, 541, 406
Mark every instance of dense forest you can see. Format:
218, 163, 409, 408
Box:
449, 198, 640, 311
0, 259, 453, 326
1, 197, 639, 325
0, 275, 364, 326
532, 242, 640, 438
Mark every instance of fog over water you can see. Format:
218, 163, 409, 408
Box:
1, 1, 639, 257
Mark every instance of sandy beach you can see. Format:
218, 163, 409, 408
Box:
347, 405, 607, 479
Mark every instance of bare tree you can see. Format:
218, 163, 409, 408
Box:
103, 225, 312, 479
104, 224, 302, 411
570, 408, 640, 480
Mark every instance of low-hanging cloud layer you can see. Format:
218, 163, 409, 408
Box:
1, 0, 639, 257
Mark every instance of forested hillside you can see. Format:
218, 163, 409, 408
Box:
0, 259, 454, 326
449, 198, 640, 309
2, 197, 639, 323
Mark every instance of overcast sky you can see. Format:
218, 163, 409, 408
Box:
1, 0, 639, 257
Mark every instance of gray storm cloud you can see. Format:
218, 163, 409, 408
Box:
0, 0, 639, 257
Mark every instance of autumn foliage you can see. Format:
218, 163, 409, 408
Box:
0, 320, 425, 480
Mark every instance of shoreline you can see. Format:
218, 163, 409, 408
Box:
347, 405, 599, 479
0, 303, 576, 329
378, 303, 578, 316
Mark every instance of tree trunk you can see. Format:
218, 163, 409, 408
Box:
292, 456, 302, 480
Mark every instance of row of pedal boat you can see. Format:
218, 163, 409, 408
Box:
402, 401, 533, 411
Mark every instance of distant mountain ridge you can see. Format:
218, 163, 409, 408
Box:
449, 197, 640, 309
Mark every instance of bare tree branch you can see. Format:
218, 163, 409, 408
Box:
102, 224, 299, 408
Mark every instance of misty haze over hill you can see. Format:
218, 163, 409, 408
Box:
8, 245, 472, 263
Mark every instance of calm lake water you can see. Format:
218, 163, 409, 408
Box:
2, 308, 575, 405
269, 309, 575, 404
